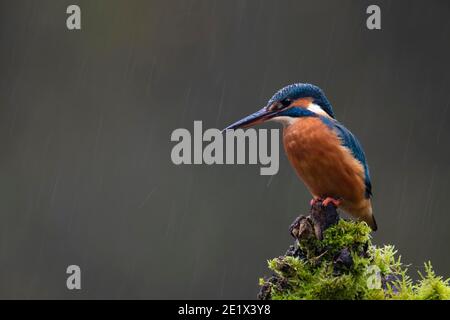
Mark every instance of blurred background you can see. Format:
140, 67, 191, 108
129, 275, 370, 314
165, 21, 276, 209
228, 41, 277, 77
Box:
1, 0, 450, 299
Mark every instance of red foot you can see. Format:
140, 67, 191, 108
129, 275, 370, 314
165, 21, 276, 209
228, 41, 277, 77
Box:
310, 198, 321, 206
322, 197, 342, 208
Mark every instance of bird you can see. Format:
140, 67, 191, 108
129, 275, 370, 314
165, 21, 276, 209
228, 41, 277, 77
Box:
223, 83, 377, 231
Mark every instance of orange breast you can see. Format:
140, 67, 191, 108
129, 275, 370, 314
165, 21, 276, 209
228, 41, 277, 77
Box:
283, 117, 368, 215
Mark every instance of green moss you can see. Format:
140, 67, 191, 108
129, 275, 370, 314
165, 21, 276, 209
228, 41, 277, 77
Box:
259, 219, 450, 300
415, 262, 450, 300
321, 219, 372, 251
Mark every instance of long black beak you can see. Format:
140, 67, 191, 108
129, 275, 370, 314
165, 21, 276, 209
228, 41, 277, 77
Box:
222, 107, 278, 131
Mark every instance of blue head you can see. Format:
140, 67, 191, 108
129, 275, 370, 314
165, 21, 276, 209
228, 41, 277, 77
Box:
224, 83, 335, 130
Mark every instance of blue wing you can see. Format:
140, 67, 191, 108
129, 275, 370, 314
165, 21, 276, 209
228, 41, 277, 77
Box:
320, 117, 372, 198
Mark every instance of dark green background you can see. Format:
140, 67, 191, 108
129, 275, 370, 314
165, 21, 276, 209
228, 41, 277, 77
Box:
1, 0, 449, 299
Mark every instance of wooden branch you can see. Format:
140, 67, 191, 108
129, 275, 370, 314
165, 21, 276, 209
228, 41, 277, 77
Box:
289, 200, 340, 241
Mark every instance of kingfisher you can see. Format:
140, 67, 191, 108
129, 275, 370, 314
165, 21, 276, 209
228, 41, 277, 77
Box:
224, 83, 377, 230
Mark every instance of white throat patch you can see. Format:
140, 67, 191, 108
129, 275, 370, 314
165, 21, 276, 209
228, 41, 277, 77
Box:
307, 103, 331, 117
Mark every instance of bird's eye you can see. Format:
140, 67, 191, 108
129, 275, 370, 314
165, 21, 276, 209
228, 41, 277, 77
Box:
268, 99, 291, 111
281, 98, 292, 107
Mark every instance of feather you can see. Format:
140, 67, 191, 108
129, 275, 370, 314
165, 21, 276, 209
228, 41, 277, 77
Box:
320, 117, 372, 198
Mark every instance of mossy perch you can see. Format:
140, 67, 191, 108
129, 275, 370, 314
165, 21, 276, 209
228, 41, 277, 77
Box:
258, 201, 450, 300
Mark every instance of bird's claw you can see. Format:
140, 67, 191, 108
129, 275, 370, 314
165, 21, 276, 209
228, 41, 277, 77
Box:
322, 197, 342, 208
310, 198, 321, 206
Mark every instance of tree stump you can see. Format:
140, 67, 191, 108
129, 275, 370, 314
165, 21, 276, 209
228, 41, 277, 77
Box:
258, 200, 450, 300
258, 200, 346, 300
289, 200, 340, 241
